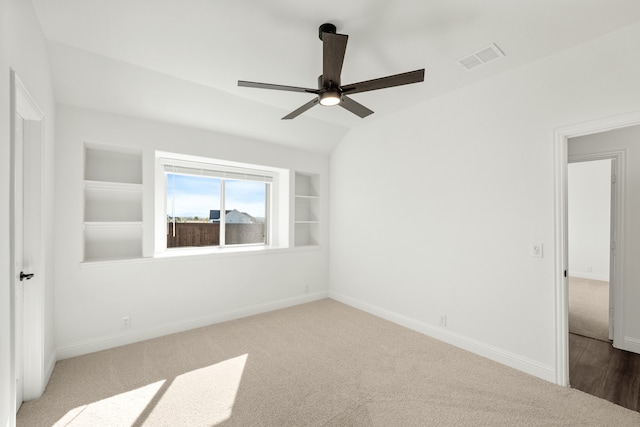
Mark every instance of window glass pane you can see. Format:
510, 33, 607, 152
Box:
166, 173, 221, 248
224, 180, 267, 245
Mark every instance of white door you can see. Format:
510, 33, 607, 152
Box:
12, 73, 45, 411
14, 112, 25, 413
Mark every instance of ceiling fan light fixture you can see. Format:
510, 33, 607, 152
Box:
319, 91, 341, 106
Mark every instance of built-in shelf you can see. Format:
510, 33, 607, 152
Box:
83, 144, 143, 262
85, 146, 142, 184
84, 182, 143, 222
294, 172, 320, 247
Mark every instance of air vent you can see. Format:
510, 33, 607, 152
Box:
459, 43, 504, 70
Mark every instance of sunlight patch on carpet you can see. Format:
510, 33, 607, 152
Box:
53, 380, 166, 426
141, 353, 248, 425
53, 354, 248, 426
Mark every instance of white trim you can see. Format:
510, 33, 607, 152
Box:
622, 336, 640, 353
9, 71, 19, 422
14, 75, 44, 121
56, 291, 328, 360
553, 110, 640, 387
553, 129, 569, 386
329, 292, 556, 383
44, 353, 55, 390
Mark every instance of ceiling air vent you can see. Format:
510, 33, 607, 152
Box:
459, 43, 504, 70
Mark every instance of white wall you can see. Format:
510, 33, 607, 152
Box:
0, 0, 56, 424
568, 160, 611, 281
569, 125, 640, 350
329, 21, 640, 382
54, 105, 330, 359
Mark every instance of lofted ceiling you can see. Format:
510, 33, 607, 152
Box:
31, 0, 640, 153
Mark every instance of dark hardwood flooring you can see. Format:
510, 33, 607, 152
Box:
569, 333, 640, 412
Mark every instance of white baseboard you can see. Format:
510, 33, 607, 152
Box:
568, 271, 609, 281
329, 291, 556, 383
56, 291, 328, 360
622, 336, 640, 354
44, 352, 56, 390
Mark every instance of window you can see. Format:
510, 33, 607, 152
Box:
157, 153, 285, 253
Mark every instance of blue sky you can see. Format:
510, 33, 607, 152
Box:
167, 174, 266, 218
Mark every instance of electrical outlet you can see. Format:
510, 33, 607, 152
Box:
439, 314, 447, 327
121, 316, 131, 329
531, 243, 543, 258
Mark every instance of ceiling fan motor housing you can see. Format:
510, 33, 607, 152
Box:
317, 74, 342, 106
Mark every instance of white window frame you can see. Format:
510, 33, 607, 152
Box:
155, 151, 289, 256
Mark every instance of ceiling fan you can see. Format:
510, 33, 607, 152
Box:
238, 23, 425, 120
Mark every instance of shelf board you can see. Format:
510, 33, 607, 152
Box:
84, 180, 142, 192
84, 221, 143, 230
82, 255, 146, 264
295, 220, 320, 224
294, 194, 320, 199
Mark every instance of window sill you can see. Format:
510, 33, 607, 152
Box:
79, 245, 321, 268
154, 244, 321, 260
157, 244, 276, 258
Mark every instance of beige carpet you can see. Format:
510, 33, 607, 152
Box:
569, 277, 610, 342
17, 299, 639, 426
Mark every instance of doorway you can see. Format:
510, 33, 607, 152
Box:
10, 71, 46, 415
567, 158, 613, 343
553, 111, 640, 387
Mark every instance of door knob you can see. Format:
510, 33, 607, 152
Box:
19, 271, 34, 281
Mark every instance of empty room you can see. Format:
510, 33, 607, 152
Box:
2, 1, 640, 426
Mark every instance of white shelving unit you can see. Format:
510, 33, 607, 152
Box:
83, 144, 143, 262
294, 172, 320, 247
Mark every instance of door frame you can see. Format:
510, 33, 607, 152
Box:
9, 70, 46, 413
554, 110, 640, 386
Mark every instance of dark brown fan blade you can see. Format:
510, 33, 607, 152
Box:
282, 98, 320, 120
322, 33, 348, 88
341, 69, 425, 95
340, 96, 374, 118
238, 80, 319, 94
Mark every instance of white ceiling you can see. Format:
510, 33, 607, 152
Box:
31, 0, 640, 153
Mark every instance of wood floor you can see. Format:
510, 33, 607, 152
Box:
569, 333, 640, 412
